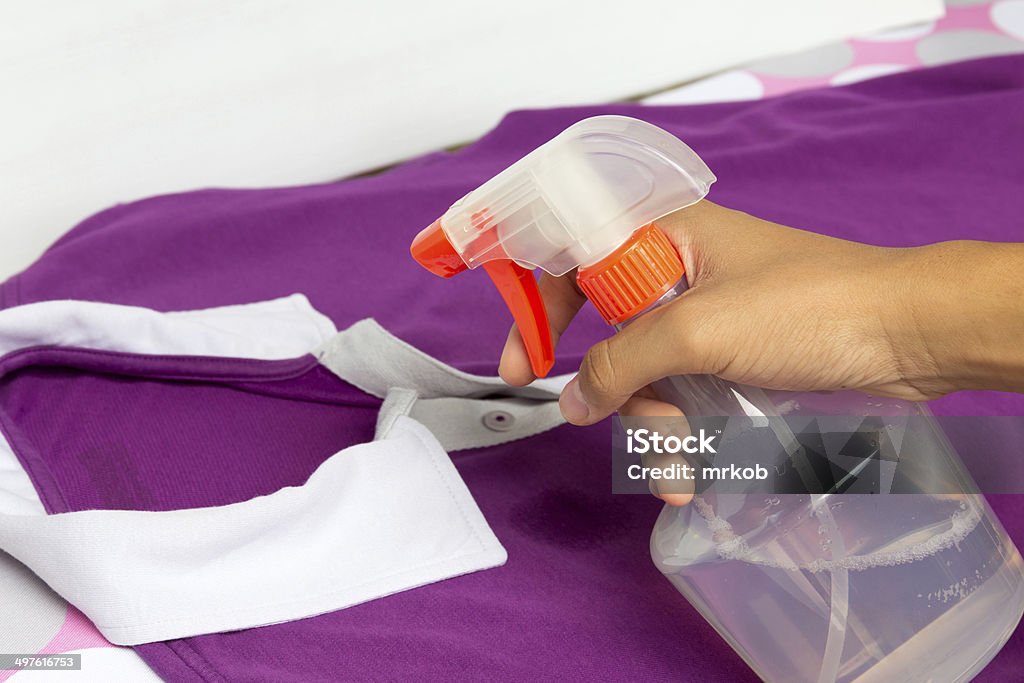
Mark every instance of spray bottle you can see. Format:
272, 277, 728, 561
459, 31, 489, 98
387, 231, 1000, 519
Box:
410, 115, 1024, 682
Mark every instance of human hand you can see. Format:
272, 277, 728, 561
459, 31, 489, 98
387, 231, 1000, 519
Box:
499, 201, 1024, 503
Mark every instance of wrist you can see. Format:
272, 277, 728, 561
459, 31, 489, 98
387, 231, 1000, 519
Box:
889, 240, 1024, 396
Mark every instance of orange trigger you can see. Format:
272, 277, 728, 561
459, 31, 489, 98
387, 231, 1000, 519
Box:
482, 261, 554, 378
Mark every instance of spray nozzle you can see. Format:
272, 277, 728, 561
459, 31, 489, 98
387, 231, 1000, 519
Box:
411, 115, 715, 377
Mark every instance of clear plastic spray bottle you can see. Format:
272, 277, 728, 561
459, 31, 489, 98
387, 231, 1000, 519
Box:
410, 115, 1024, 682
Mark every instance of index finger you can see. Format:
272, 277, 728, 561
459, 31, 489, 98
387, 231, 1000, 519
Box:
499, 271, 587, 386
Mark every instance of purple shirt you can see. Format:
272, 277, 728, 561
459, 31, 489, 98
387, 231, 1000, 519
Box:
2, 55, 1023, 681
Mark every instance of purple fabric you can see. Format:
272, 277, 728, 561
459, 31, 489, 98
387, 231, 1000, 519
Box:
1, 54, 1023, 681
0, 360, 375, 513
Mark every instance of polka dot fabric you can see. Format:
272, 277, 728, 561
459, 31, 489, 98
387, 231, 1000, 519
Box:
646, 0, 1024, 104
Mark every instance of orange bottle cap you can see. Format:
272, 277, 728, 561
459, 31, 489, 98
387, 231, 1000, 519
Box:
576, 223, 684, 325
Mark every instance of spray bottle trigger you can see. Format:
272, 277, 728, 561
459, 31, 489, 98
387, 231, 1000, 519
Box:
481, 260, 554, 378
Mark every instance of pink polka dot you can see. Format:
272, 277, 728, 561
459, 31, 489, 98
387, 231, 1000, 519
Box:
850, 39, 922, 68
755, 74, 831, 98
940, 2, 1000, 31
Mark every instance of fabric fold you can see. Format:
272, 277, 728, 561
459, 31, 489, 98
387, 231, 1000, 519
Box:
0, 414, 506, 645
0, 298, 579, 645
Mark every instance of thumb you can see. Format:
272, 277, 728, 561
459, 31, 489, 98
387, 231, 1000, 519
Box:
559, 300, 712, 425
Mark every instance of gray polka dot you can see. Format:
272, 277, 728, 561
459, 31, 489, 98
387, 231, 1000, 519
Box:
752, 42, 855, 78
0, 551, 67, 652
916, 29, 1024, 65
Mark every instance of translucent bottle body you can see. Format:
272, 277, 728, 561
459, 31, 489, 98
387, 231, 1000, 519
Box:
625, 280, 1024, 683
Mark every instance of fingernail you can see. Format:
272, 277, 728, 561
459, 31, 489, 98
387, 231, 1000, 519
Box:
560, 377, 591, 424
